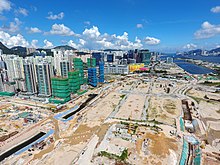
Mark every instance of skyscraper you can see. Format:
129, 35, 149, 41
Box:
1, 55, 26, 92
23, 61, 37, 94
92, 52, 104, 66
138, 50, 151, 66
1, 55, 24, 82
36, 62, 52, 97
60, 60, 70, 77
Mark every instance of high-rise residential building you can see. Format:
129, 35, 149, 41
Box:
0, 55, 26, 92
1, 55, 25, 82
52, 49, 76, 76
23, 61, 37, 94
36, 62, 52, 97
53, 50, 64, 76
60, 60, 70, 77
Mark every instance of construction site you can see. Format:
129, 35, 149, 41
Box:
0, 61, 220, 164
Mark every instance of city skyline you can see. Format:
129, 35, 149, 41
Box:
0, 0, 220, 52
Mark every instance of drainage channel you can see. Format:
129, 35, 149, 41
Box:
63, 94, 98, 119
0, 132, 46, 162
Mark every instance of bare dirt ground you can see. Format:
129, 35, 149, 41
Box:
187, 88, 220, 153
84, 92, 121, 126
199, 101, 220, 120
133, 83, 149, 93
134, 126, 181, 165
187, 88, 220, 102
152, 82, 167, 94
148, 96, 181, 125
115, 94, 145, 120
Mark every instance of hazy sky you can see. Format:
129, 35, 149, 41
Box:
0, 0, 220, 52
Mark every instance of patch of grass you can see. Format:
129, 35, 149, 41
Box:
98, 149, 128, 162
120, 149, 128, 161
121, 137, 130, 141
120, 95, 126, 99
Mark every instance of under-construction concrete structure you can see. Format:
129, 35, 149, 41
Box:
87, 58, 96, 68
88, 68, 97, 87
68, 70, 80, 93
49, 77, 71, 104
99, 62, 104, 83
73, 58, 84, 85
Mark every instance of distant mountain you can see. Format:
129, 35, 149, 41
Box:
35, 48, 53, 56
53, 45, 77, 50
209, 47, 220, 53
11, 46, 27, 57
0, 42, 14, 54
183, 48, 220, 56
188, 49, 202, 55
104, 49, 122, 52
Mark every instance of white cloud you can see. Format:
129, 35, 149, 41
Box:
0, 18, 22, 33
144, 36, 160, 45
79, 39, 86, 46
0, 0, 11, 14
183, 43, 197, 49
83, 26, 100, 38
46, 24, 77, 36
15, 7, 28, 16
211, 6, 220, 13
68, 40, 82, 49
216, 45, 220, 48
84, 21, 91, 25
0, 31, 29, 48
31, 40, 38, 48
28, 27, 42, 33
136, 24, 143, 29
46, 12, 64, 20
194, 21, 220, 39
134, 37, 143, 48
76, 26, 144, 50
43, 40, 53, 48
